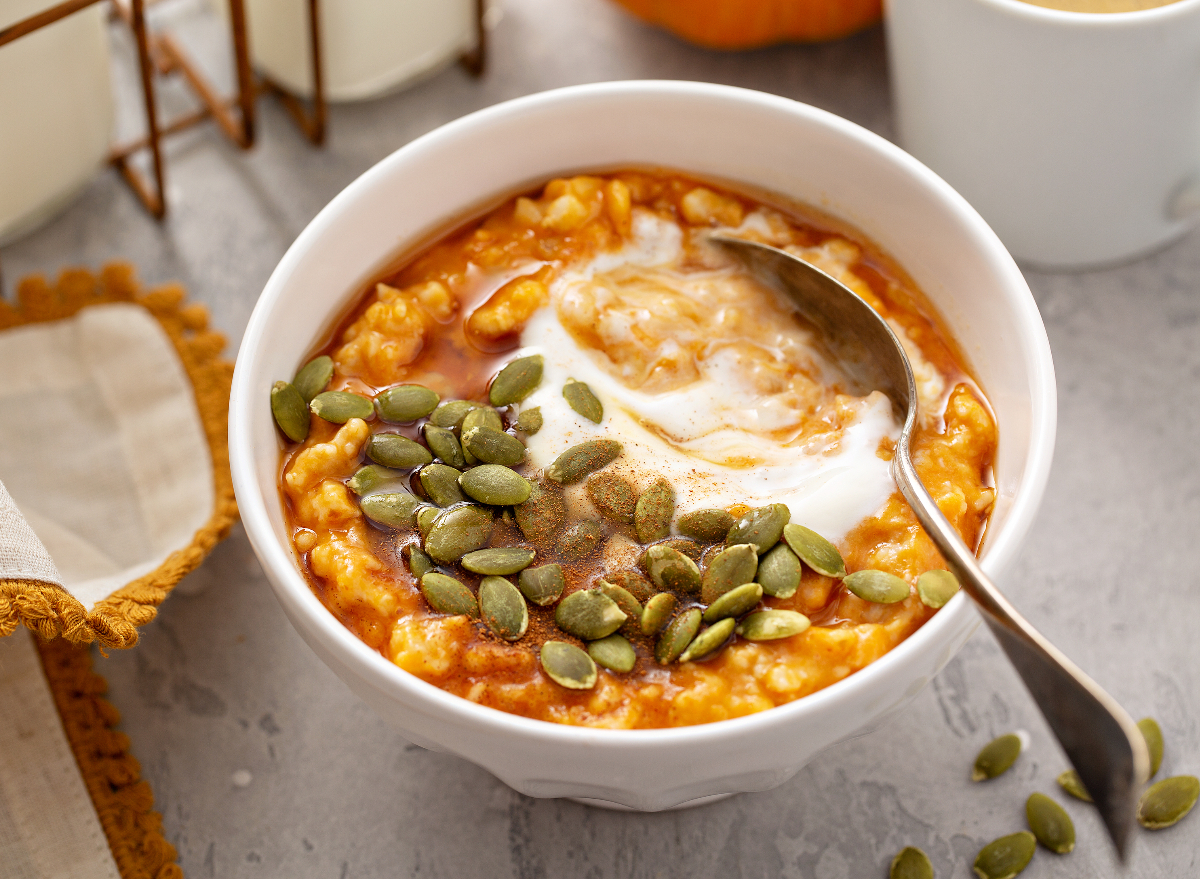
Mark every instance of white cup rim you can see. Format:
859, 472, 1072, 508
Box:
978, 0, 1200, 24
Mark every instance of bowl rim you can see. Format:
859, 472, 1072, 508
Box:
230, 79, 1057, 746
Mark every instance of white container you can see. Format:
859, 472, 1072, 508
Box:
0, 0, 114, 244
887, 0, 1200, 269
229, 81, 1057, 810
240, 0, 475, 102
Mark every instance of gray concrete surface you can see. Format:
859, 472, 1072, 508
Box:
3, 0, 1197, 875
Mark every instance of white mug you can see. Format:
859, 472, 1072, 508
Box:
887, 0, 1200, 268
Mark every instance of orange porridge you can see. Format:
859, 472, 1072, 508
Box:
269, 170, 997, 729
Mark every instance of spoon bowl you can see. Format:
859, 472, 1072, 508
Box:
713, 233, 1150, 859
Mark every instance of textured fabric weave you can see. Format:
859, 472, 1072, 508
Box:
0, 480, 61, 586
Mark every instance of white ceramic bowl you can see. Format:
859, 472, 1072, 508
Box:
229, 81, 1056, 811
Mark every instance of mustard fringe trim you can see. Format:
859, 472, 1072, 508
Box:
0, 263, 238, 648
36, 636, 184, 879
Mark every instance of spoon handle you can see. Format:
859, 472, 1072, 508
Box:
892, 446, 1149, 858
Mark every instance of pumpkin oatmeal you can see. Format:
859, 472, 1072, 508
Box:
271, 170, 997, 729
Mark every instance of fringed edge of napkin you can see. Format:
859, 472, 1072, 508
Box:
36, 636, 183, 879
0, 263, 238, 648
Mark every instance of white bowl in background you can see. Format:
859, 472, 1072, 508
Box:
229, 81, 1056, 810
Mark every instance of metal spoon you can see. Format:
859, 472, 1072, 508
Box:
713, 234, 1149, 859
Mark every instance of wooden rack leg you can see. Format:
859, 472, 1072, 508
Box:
110, 0, 166, 218
257, 0, 326, 145
460, 0, 487, 77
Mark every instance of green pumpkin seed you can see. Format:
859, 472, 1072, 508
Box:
1137, 775, 1199, 829
782, 523, 846, 578
586, 472, 637, 522
359, 491, 422, 528
310, 390, 373, 423
375, 384, 440, 422
490, 355, 544, 407
678, 509, 735, 543
557, 521, 605, 560
634, 477, 674, 543
563, 378, 603, 423
1025, 792, 1075, 854
701, 543, 759, 604
516, 406, 543, 434
347, 464, 404, 496
462, 406, 503, 434
479, 576, 528, 641
756, 543, 802, 599
416, 505, 440, 538
419, 463, 465, 507
423, 424, 465, 467
678, 617, 735, 663
518, 563, 565, 606
462, 425, 525, 466
640, 592, 677, 636
459, 464, 533, 506
420, 572, 479, 617
1056, 770, 1092, 802
655, 607, 702, 664
644, 544, 701, 594
555, 590, 626, 640
606, 570, 653, 602
889, 846, 933, 879
423, 504, 493, 563
367, 433, 433, 469
660, 537, 702, 562
1139, 717, 1164, 778
588, 634, 636, 673
596, 581, 643, 629
271, 381, 309, 442
736, 609, 810, 641
703, 581, 762, 623
845, 570, 911, 604
292, 355, 334, 403
430, 399, 478, 430
546, 439, 622, 485
514, 481, 567, 546
404, 544, 435, 579
972, 733, 1022, 781
726, 504, 790, 554
973, 832, 1035, 879
462, 546, 535, 575
918, 569, 960, 608
540, 641, 596, 689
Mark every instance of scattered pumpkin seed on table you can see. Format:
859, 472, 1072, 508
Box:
423, 504, 493, 563
292, 355, 334, 403
700, 543, 758, 604
423, 424, 465, 467
546, 439, 623, 484
736, 609, 810, 641
640, 592, 677, 636
461, 546, 535, 576
419, 463, 465, 507
462, 425, 525, 466
634, 477, 674, 542
359, 491, 422, 528
1137, 775, 1199, 829
655, 607, 701, 664
725, 503, 790, 554
1056, 769, 1092, 802
1138, 716, 1164, 778
310, 390, 373, 423
375, 384, 439, 422
678, 617, 735, 663
917, 569, 960, 608
516, 406, 543, 434
518, 563, 565, 606
540, 641, 596, 689
563, 378, 603, 422
586, 472, 637, 522
644, 544, 701, 594
420, 572, 478, 617
459, 464, 532, 506
490, 354, 543, 406
430, 399, 477, 430
756, 542, 802, 599
1025, 792, 1074, 854
677, 508, 735, 543
972, 832, 1035, 879
782, 523, 846, 577
703, 581, 762, 623
587, 634, 636, 673
557, 521, 605, 560
844, 569, 910, 604
270, 381, 309, 442
479, 576, 529, 641
889, 846, 933, 879
972, 733, 1023, 781
555, 590, 627, 640
366, 433, 433, 469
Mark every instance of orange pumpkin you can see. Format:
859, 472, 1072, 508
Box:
610, 0, 882, 49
